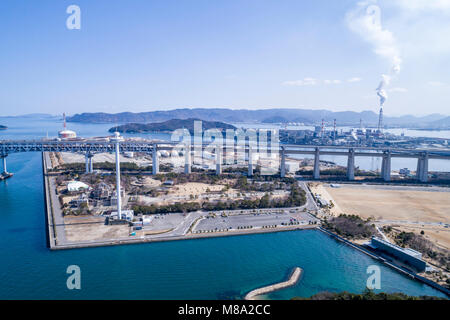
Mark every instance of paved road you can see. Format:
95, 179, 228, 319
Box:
377, 220, 449, 227
296, 179, 318, 212
45, 152, 67, 245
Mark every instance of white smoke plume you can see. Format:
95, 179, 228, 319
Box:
346, 0, 402, 107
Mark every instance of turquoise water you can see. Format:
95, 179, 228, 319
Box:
0, 117, 447, 299
0, 153, 446, 299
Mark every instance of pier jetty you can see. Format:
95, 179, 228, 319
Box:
245, 267, 303, 300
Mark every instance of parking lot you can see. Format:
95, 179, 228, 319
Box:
193, 211, 316, 232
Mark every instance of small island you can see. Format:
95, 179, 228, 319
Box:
0, 125, 7, 130
109, 118, 236, 134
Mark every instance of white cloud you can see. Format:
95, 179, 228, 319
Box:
428, 81, 446, 87
346, 1, 402, 71
324, 80, 342, 85
282, 78, 318, 86
393, 0, 450, 12
380, 0, 450, 57
347, 77, 362, 83
283, 78, 358, 86
389, 87, 408, 93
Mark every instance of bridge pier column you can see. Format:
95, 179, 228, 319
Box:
313, 147, 320, 180
184, 143, 191, 174
416, 156, 423, 181
85, 153, 94, 173
89, 155, 94, 173
1, 155, 8, 175
417, 153, 428, 183
248, 146, 253, 177
280, 147, 286, 178
152, 144, 159, 175
381, 151, 391, 181
85, 154, 90, 174
216, 147, 222, 175
347, 148, 355, 180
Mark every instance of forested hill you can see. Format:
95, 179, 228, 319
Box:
108, 118, 236, 133
67, 108, 447, 128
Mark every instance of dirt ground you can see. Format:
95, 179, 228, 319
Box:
322, 184, 450, 250
64, 216, 129, 242
170, 182, 228, 197
325, 185, 450, 223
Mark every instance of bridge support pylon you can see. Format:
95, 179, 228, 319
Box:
381, 150, 391, 182
85, 153, 94, 174
313, 147, 320, 180
248, 146, 254, 177
152, 144, 159, 175
216, 147, 222, 175
184, 143, 191, 174
347, 148, 355, 180
1, 154, 8, 175
417, 153, 429, 183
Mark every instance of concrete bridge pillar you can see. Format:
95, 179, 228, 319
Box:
381, 150, 391, 181
89, 155, 94, 173
152, 144, 159, 175
184, 143, 191, 174
85, 153, 89, 173
417, 153, 429, 182
280, 147, 286, 178
248, 146, 253, 177
313, 147, 320, 180
1, 155, 7, 174
216, 147, 222, 175
85, 153, 94, 173
347, 148, 355, 180
416, 156, 423, 181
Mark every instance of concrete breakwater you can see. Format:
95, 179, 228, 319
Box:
245, 267, 303, 300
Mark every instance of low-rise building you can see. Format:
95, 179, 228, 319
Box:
91, 182, 112, 199
110, 210, 134, 221
67, 180, 90, 192
369, 237, 427, 272
70, 193, 89, 208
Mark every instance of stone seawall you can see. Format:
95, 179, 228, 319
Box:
245, 267, 303, 300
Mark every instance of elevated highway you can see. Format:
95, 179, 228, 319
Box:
1, 138, 450, 182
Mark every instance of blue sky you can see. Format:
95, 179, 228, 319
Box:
0, 0, 449, 116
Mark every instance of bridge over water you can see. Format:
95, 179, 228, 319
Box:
1, 138, 450, 182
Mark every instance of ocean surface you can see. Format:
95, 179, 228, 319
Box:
0, 116, 448, 299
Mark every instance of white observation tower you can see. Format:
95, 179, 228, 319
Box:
111, 132, 124, 219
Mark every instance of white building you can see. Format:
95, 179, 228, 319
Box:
67, 181, 90, 192
111, 210, 134, 221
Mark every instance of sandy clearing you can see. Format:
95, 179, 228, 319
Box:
170, 182, 227, 197
325, 186, 450, 223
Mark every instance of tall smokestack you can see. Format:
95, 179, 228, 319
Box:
321, 119, 324, 135
333, 119, 336, 140
63, 113, 66, 129
377, 107, 383, 133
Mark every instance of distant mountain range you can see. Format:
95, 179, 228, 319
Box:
109, 118, 236, 134
0, 125, 7, 130
67, 108, 449, 128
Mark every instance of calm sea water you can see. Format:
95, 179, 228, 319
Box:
0, 116, 447, 299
